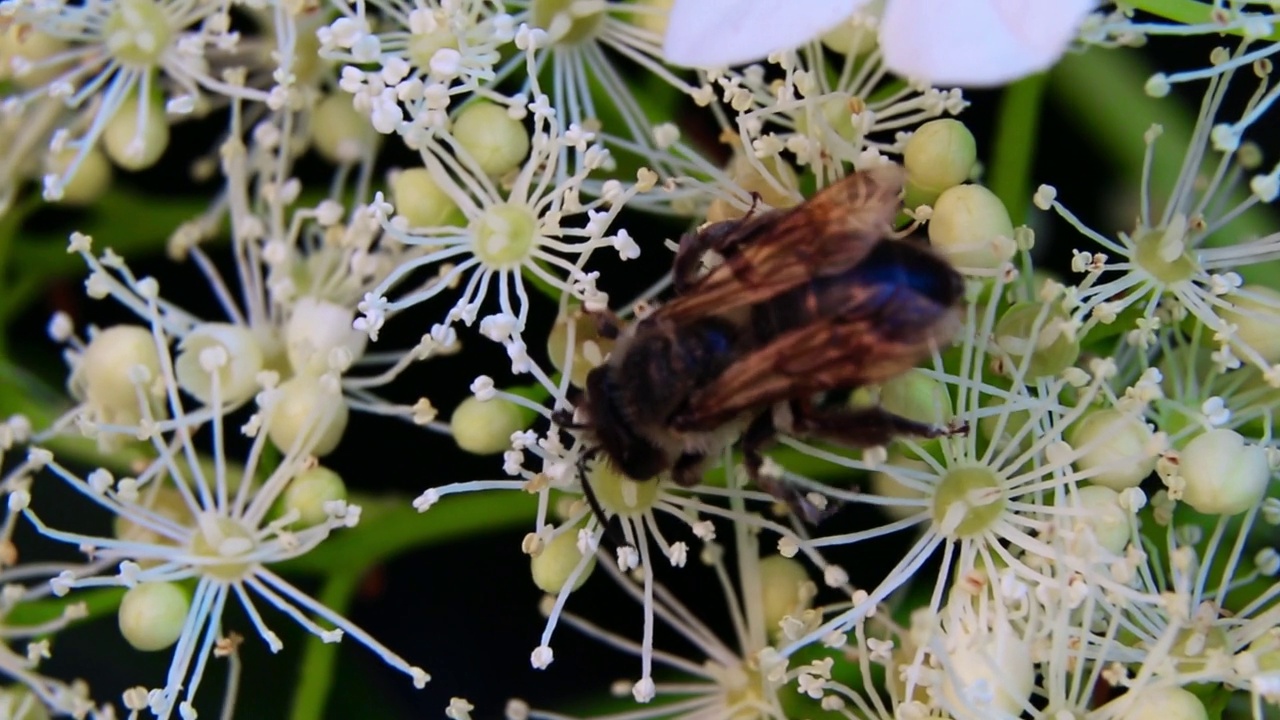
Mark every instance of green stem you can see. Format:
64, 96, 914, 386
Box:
1126, 0, 1280, 42
288, 569, 362, 720
988, 73, 1048, 227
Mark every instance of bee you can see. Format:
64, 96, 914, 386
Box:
558, 164, 967, 520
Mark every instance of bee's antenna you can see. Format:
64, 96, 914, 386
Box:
577, 450, 628, 548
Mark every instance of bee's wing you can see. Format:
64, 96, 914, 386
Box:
672, 284, 962, 431
655, 165, 905, 323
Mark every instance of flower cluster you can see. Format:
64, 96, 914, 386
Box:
0, 0, 1276, 718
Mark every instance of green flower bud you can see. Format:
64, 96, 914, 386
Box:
0, 687, 51, 720
266, 373, 349, 457
390, 167, 461, 228
758, 555, 816, 639
819, 9, 878, 56
904, 119, 977, 208
103, 95, 169, 171
283, 465, 347, 527
119, 582, 189, 651
928, 184, 1017, 270
71, 324, 165, 427
531, 528, 595, 594
313, 94, 377, 164
1061, 485, 1130, 554
878, 369, 953, 427
1220, 285, 1280, 363
590, 462, 660, 518
452, 101, 529, 177
547, 304, 615, 388
993, 302, 1080, 380
706, 153, 799, 223
940, 620, 1034, 719
1, 25, 66, 88
1067, 410, 1156, 490
174, 323, 265, 407
870, 451, 930, 521
1179, 428, 1268, 515
451, 395, 529, 455
45, 146, 112, 206
530, 0, 605, 44
1118, 687, 1207, 720
624, 0, 673, 36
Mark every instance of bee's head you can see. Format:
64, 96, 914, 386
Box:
582, 366, 669, 480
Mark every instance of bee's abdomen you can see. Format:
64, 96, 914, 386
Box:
753, 238, 963, 343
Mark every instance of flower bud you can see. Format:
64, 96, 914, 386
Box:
1067, 410, 1156, 490
758, 555, 815, 637
0, 686, 50, 720
547, 304, 614, 388
1220, 285, 1280, 363
285, 297, 369, 376
103, 95, 169, 171
452, 101, 529, 177
877, 369, 952, 427
940, 620, 1034, 720
313, 93, 377, 164
993, 302, 1080, 379
266, 373, 349, 456
1179, 428, 1268, 515
44, 147, 113, 206
282, 465, 347, 527
928, 184, 1016, 270
390, 167, 461, 228
870, 452, 930, 520
706, 153, 799, 223
0, 25, 66, 88
119, 581, 189, 651
819, 11, 878, 56
1060, 485, 1129, 554
530, 0, 605, 43
1118, 687, 1207, 720
450, 395, 529, 455
904, 119, 977, 208
590, 462, 659, 517
174, 323, 264, 407
531, 528, 595, 593
72, 324, 165, 427
624, 0, 673, 36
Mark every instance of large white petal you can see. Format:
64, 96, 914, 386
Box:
662, 0, 866, 68
880, 0, 1096, 87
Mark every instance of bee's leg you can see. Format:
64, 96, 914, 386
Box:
673, 219, 753, 293
792, 405, 968, 447
741, 410, 836, 523
671, 452, 708, 487
583, 308, 624, 339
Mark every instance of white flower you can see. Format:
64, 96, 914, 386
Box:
663, 0, 1096, 87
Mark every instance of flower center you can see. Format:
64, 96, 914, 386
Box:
103, 0, 173, 67
530, 0, 606, 45
407, 25, 458, 68
1133, 218, 1197, 286
931, 465, 1006, 538
188, 513, 257, 581
470, 202, 538, 268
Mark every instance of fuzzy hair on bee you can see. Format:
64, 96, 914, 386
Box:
558, 163, 968, 522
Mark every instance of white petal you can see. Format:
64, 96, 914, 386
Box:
663, 0, 866, 68
881, 0, 1096, 87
